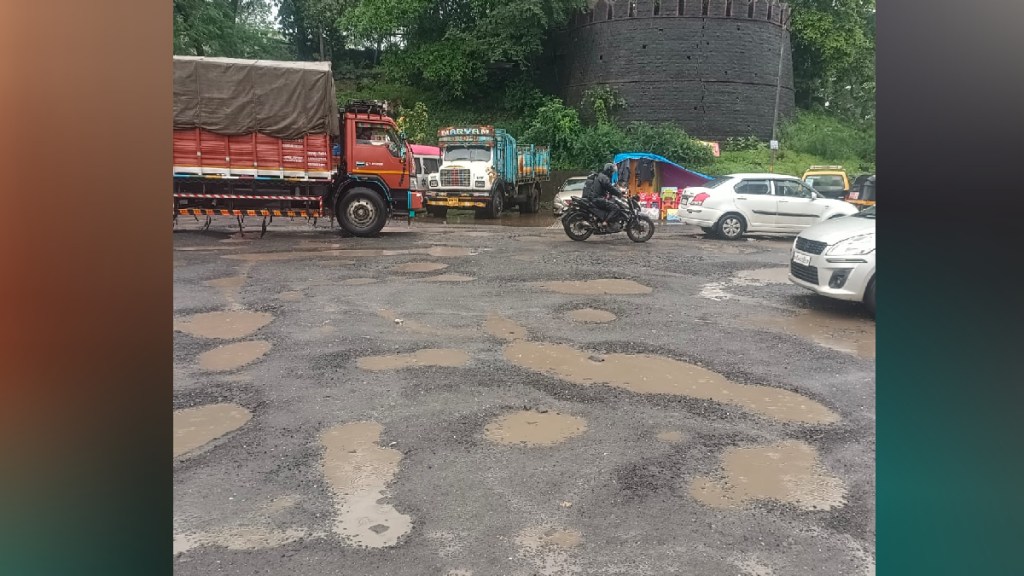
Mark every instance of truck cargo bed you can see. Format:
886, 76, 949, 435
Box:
173, 128, 334, 180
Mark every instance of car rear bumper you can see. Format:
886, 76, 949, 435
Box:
679, 206, 723, 228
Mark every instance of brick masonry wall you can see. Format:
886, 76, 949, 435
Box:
553, 0, 795, 141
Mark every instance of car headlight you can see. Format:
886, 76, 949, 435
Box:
826, 233, 875, 256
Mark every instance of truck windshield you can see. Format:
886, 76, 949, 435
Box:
444, 146, 491, 162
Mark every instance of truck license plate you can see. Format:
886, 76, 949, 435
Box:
793, 251, 811, 266
447, 197, 459, 206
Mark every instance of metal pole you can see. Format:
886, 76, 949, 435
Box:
770, 33, 786, 173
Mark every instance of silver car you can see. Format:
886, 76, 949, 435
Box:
553, 177, 588, 216
789, 205, 876, 316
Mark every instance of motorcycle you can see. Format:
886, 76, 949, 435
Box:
560, 190, 655, 243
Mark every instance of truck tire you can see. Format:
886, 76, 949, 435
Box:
519, 184, 540, 214
336, 187, 388, 237
477, 186, 503, 219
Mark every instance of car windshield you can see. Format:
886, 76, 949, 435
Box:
854, 206, 876, 218
562, 180, 586, 191
443, 146, 491, 162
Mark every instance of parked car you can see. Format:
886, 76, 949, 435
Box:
802, 165, 850, 199
553, 176, 588, 216
788, 205, 876, 316
845, 174, 876, 210
678, 173, 859, 240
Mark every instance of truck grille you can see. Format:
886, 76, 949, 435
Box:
795, 237, 828, 255
790, 261, 820, 284
440, 168, 471, 187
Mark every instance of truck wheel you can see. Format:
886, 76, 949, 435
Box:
478, 187, 503, 219
336, 187, 387, 237
519, 185, 540, 214
427, 206, 448, 218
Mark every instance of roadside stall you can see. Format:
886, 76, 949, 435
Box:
610, 153, 712, 220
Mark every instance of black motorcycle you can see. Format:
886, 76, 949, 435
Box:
561, 193, 655, 243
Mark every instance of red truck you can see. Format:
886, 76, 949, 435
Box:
172, 56, 413, 236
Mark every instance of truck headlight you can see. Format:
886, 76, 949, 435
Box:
429, 179, 439, 188
826, 233, 875, 256
474, 180, 485, 188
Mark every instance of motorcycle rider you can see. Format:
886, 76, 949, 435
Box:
582, 162, 624, 230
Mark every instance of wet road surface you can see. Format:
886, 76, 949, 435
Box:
173, 214, 875, 575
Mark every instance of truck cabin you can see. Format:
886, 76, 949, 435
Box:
438, 127, 496, 164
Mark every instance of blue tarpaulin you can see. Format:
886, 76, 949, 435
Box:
611, 152, 712, 189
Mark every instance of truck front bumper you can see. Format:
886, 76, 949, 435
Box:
425, 193, 491, 209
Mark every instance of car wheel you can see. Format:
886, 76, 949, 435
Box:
715, 213, 745, 240
864, 276, 876, 317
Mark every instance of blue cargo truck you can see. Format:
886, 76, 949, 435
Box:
425, 126, 550, 218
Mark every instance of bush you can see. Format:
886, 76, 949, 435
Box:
721, 136, 766, 152
780, 111, 875, 164
623, 122, 715, 168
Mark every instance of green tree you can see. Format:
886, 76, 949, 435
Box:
174, 0, 290, 59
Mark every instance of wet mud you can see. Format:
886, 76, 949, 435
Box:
198, 340, 272, 372
341, 278, 379, 286
754, 309, 876, 359
656, 431, 686, 444
357, 348, 471, 371
394, 262, 449, 273
484, 410, 588, 446
422, 274, 476, 282
566, 308, 617, 323
689, 440, 847, 511
515, 525, 583, 576
175, 310, 274, 340
534, 279, 652, 295
173, 403, 252, 458
503, 341, 839, 424
483, 315, 529, 341
277, 290, 303, 302
321, 421, 413, 548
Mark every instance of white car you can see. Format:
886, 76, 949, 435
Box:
679, 173, 860, 239
788, 205, 876, 315
553, 177, 588, 216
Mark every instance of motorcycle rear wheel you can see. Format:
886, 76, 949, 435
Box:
562, 212, 593, 241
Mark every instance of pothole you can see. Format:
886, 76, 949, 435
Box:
484, 315, 529, 341
484, 410, 587, 446
503, 341, 838, 424
321, 421, 412, 548
394, 262, 449, 273
197, 340, 272, 372
423, 274, 476, 282
515, 525, 582, 575
566, 308, 616, 323
753, 309, 876, 359
656, 431, 686, 444
278, 291, 302, 302
533, 279, 652, 295
357, 348, 470, 371
174, 310, 274, 339
341, 278, 378, 286
173, 403, 252, 458
689, 439, 847, 511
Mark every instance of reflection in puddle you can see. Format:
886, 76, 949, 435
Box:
534, 279, 652, 295
484, 315, 529, 341
566, 308, 616, 323
395, 261, 449, 273
515, 525, 583, 575
484, 410, 587, 446
175, 310, 274, 339
503, 341, 838, 424
321, 421, 412, 548
173, 403, 252, 458
357, 348, 470, 371
198, 340, 272, 372
755, 309, 875, 359
689, 440, 847, 511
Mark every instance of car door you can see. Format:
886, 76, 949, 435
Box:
732, 179, 776, 229
774, 179, 826, 229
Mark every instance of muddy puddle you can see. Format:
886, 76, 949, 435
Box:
427, 246, 475, 257
656, 431, 686, 444
394, 261, 449, 273
566, 308, 616, 323
515, 525, 583, 575
689, 440, 847, 511
503, 341, 838, 424
277, 290, 303, 302
321, 421, 412, 548
534, 279, 652, 295
173, 403, 252, 458
174, 524, 305, 555
423, 274, 476, 282
735, 267, 791, 285
357, 348, 470, 371
203, 271, 251, 309
754, 309, 875, 359
484, 315, 529, 341
175, 310, 274, 339
198, 340, 272, 372
484, 410, 587, 446
341, 278, 378, 286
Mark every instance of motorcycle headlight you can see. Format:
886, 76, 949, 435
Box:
826, 233, 875, 256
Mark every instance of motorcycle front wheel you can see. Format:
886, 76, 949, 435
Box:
562, 212, 593, 241
626, 215, 655, 243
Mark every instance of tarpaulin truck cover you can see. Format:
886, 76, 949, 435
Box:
173, 56, 339, 140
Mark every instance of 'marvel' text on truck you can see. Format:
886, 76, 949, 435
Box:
424, 126, 550, 219
172, 56, 414, 237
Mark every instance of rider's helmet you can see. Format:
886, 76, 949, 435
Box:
602, 162, 617, 177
